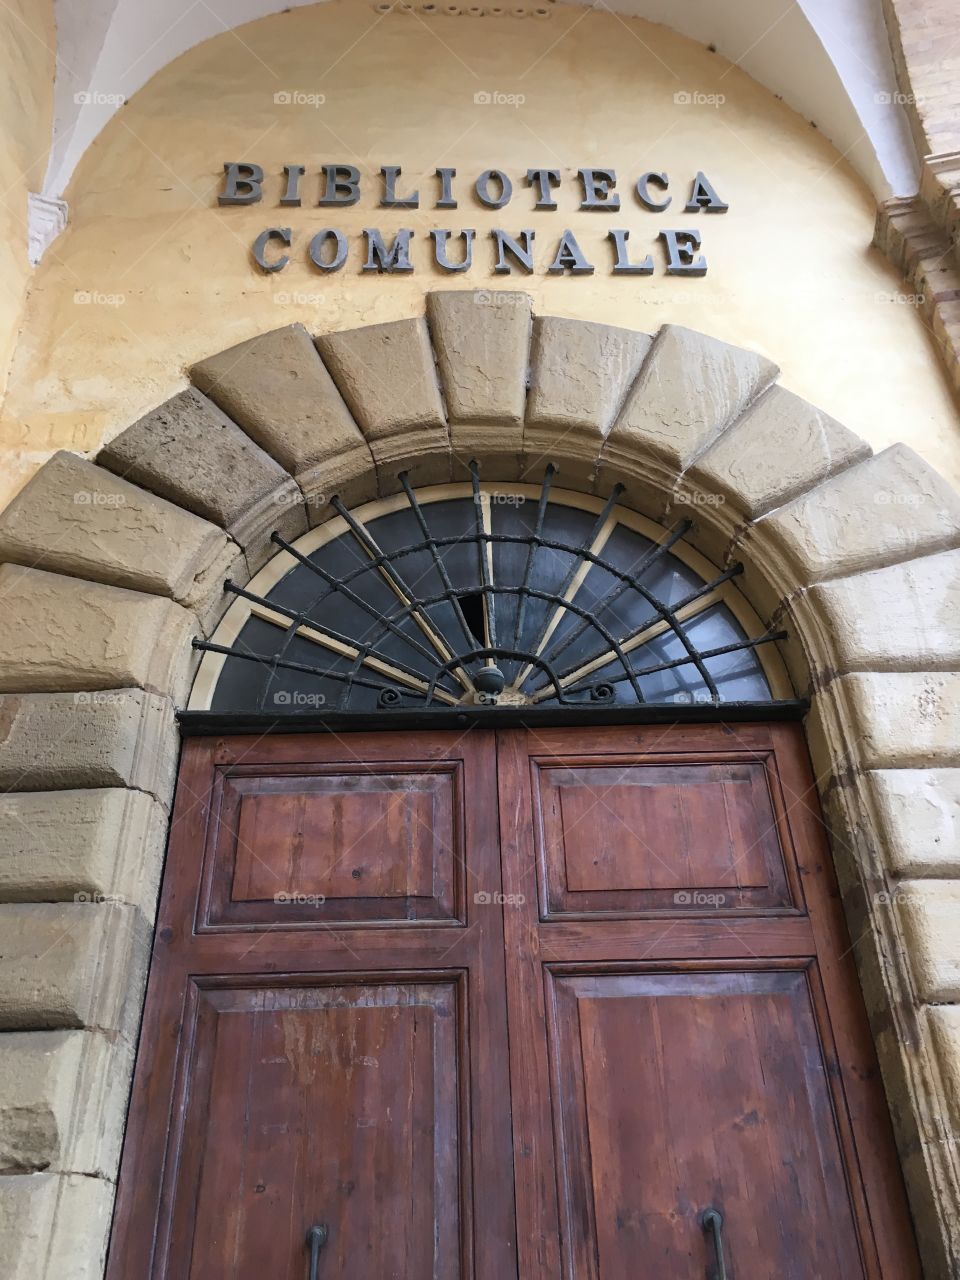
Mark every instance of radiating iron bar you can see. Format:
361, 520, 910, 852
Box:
513, 463, 555, 649
193, 638, 401, 698
542, 562, 746, 691
541, 519, 693, 667
564, 631, 787, 693
269, 531, 444, 669
224, 580, 460, 699
520, 483, 625, 666
469, 462, 498, 649
425, 645, 569, 705
397, 473, 476, 650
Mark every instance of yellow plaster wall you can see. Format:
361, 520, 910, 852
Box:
2, 0, 958, 513
0, 0, 55, 483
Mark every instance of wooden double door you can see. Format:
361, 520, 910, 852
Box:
108, 723, 920, 1279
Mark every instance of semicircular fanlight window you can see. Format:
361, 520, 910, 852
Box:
190, 466, 791, 715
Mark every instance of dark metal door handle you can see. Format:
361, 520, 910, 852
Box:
701, 1208, 728, 1280
305, 1223, 328, 1279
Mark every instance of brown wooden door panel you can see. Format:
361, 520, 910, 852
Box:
532, 754, 794, 917
545, 964, 866, 1280
164, 977, 465, 1280
200, 763, 462, 929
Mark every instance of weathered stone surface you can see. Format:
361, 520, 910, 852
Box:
865, 769, 960, 877
896, 881, 960, 1001
750, 444, 960, 582
525, 317, 650, 485
808, 673, 960, 776
427, 291, 531, 469
0, 903, 151, 1035
601, 325, 778, 508
927, 1006, 960, 1137
0, 689, 177, 804
0, 564, 197, 700
0, 788, 167, 919
97, 386, 307, 573
800, 549, 960, 674
0, 1170, 114, 1280
189, 325, 372, 490
683, 384, 871, 519
316, 318, 450, 487
0, 450, 240, 620
0, 1029, 131, 1176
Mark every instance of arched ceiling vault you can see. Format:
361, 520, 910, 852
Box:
43, 0, 917, 214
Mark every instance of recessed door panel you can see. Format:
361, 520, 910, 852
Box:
533, 755, 793, 916
545, 966, 866, 1280
165, 979, 465, 1280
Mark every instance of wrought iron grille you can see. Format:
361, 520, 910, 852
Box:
191, 465, 791, 716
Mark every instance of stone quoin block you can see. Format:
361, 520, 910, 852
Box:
682, 384, 871, 520
0, 450, 240, 621
0, 903, 151, 1036
316, 317, 451, 487
0, 1171, 115, 1280
427, 291, 532, 474
0, 689, 177, 803
98, 386, 308, 574
864, 769, 960, 877
0, 1029, 132, 1177
895, 881, 960, 1002
525, 317, 651, 486
189, 324, 375, 513
0, 564, 197, 701
927, 1005, 960, 1137
0, 788, 168, 919
600, 325, 779, 510
799, 548, 960, 674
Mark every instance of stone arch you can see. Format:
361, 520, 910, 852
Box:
0, 290, 958, 1278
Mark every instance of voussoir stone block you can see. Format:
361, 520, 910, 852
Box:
0, 903, 151, 1036
0, 450, 240, 622
865, 769, 960, 877
189, 324, 374, 514
97, 386, 307, 574
808, 673, 960, 778
682, 385, 871, 521
798, 548, 960, 676
525, 316, 651, 486
0, 689, 177, 804
0, 564, 197, 701
0, 1029, 131, 1177
895, 881, 960, 1001
0, 1170, 114, 1280
316, 317, 450, 488
427, 290, 532, 471
0, 788, 167, 919
600, 325, 778, 510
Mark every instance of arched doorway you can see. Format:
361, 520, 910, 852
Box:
106, 469, 920, 1277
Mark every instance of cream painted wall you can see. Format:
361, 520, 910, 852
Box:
0, 0, 55, 469
1, 0, 957, 514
